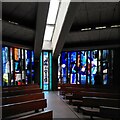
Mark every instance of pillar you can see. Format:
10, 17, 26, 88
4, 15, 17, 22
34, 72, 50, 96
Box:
52, 58, 58, 91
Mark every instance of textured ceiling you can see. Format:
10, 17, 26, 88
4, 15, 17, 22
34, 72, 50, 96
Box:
63, 2, 120, 50
2, 2, 120, 52
71, 2, 120, 31
2, 2, 38, 48
2, 2, 38, 29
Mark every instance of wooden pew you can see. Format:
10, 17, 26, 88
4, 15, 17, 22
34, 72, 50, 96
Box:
2, 84, 40, 92
66, 91, 120, 113
1, 99, 47, 119
2, 85, 53, 120
67, 91, 120, 105
13, 110, 53, 120
2, 92, 44, 105
81, 97, 120, 109
65, 87, 118, 98
60, 83, 116, 96
82, 105, 120, 119
60, 84, 82, 95
81, 98, 120, 119
2, 88, 42, 97
74, 97, 120, 112
100, 106, 120, 119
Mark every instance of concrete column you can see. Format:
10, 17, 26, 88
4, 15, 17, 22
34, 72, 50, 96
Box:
34, 2, 49, 58
52, 58, 58, 91
52, 2, 80, 59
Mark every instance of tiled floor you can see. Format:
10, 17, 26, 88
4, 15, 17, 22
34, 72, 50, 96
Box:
44, 91, 111, 120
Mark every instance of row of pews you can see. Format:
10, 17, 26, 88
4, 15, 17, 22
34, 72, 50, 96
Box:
60, 84, 120, 119
1, 84, 53, 120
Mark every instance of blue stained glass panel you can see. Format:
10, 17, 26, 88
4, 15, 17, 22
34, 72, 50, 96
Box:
70, 52, 76, 84
88, 51, 91, 84
91, 50, 98, 85
77, 52, 81, 84
2, 47, 9, 86
81, 51, 87, 85
61, 52, 67, 83
43, 52, 49, 90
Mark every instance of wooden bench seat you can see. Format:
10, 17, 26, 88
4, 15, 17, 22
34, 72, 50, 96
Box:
60, 84, 82, 95
82, 107, 100, 119
2, 92, 44, 105
1, 99, 47, 119
100, 106, 120, 119
82, 97, 120, 108
2, 88, 42, 97
67, 91, 120, 104
82, 106, 120, 119
2, 84, 40, 92
60, 83, 118, 96
68, 91, 120, 113
81, 98, 120, 119
12, 110, 53, 120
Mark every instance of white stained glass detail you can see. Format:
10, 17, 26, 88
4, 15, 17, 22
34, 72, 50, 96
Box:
22, 49, 24, 59
47, 0, 60, 24
25, 50, 27, 69
44, 25, 54, 41
11, 60, 13, 72
22, 71, 25, 79
15, 74, 21, 81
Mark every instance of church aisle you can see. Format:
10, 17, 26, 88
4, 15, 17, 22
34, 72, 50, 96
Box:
44, 91, 79, 119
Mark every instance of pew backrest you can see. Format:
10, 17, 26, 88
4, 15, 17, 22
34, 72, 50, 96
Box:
14, 110, 53, 120
2, 88, 42, 97
73, 91, 120, 100
1, 99, 47, 118
100, 106, 120, 119
82, 97, 120, 108
3, 84, 40, 92
2, 92, 44, 105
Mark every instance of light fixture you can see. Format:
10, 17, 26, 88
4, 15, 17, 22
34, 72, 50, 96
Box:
8, 20, 18, 25
81, 28, 91, 31
47, 0, 60, 24
111, 25, 120, 28
95, 26, 106, 30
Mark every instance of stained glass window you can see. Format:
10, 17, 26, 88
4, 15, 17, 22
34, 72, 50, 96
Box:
61, 52, 67, 83
2, 46, 34, 86
70, 52, 77, 84
91, 50, 98, 85
58, 55, 61, 84
40, 51, 52, 90
81, 51, 87, 85
58, 49, 113, 87
2, 47, 9, 86
43, 52, 49, 90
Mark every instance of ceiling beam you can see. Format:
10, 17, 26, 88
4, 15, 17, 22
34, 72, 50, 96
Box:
52, 2, 81, 59
2, 40, 33, 50
63, 40, 120, 51
67, 27, 120, 42
34, 2, 49, 59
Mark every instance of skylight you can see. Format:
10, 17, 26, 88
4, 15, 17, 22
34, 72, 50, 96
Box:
43, 25, 54, 41
43, 0, 60, 41
47, 0, 60, 25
